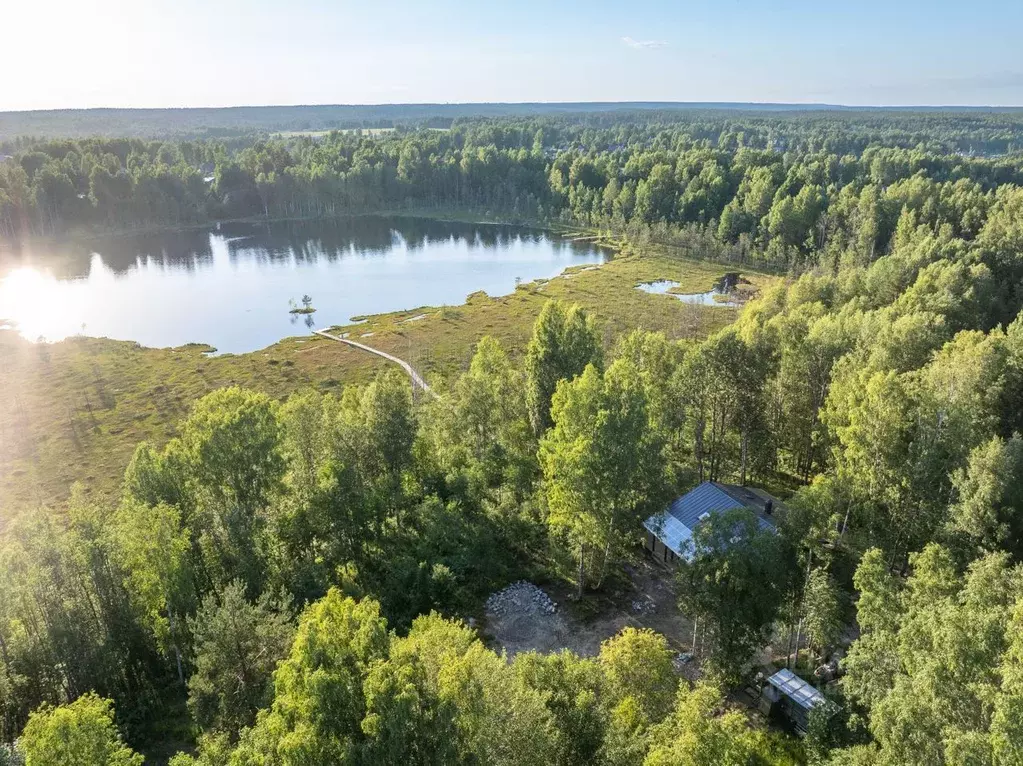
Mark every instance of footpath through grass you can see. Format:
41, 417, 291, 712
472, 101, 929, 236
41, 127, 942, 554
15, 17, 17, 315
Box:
0, 247, 773, 514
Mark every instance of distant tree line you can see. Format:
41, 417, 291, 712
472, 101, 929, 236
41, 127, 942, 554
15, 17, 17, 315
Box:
3, 103, 1023, 143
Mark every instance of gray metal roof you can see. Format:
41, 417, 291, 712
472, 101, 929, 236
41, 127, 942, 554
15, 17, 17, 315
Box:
715, 482, 781, 517
642, 481, 777, 559
767, 668, 825, 710
670, 481, 746, 528
643, 510, 696, 558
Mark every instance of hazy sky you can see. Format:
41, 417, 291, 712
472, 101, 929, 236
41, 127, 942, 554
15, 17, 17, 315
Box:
4, 0, 1021, 110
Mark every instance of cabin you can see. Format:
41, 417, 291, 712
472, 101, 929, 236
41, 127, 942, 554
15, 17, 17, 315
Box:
760, 668, 825, 733
642, 480, 780, 564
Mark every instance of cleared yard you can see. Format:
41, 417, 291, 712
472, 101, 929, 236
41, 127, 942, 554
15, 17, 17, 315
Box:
483, 558, 697, 669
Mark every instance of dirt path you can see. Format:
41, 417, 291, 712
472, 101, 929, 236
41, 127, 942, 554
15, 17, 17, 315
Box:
312, 329, 437, 399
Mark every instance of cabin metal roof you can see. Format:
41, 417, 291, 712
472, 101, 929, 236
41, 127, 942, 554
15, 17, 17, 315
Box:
767, 668, 825, 711
642, 480, 777, 559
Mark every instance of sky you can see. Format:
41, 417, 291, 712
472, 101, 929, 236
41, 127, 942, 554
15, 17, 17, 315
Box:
3, 0, 1022, 110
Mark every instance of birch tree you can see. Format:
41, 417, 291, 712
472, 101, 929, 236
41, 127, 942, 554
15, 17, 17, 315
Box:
540, 360, 668, 595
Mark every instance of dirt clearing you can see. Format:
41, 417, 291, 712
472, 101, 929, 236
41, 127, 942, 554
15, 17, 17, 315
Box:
483, 558, 696, 662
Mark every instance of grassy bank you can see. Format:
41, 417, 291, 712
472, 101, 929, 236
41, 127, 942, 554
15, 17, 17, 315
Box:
0, 248, 774, 514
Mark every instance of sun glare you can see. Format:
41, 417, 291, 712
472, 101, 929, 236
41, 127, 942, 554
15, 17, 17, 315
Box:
0, 266, 80, 342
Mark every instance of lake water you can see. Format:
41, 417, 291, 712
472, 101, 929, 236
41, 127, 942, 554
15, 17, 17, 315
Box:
0, 216, 609, 354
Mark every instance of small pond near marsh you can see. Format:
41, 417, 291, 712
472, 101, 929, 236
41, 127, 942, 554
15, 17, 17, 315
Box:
0, 216, 610, 354
636, 272, 742, 306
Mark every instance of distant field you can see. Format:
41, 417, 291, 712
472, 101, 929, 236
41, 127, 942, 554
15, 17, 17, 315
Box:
0, 247, 772, 513
275, 127, 450, 138
275, 128, 397, 138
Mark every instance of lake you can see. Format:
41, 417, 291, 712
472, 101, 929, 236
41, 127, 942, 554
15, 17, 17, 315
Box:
0, 216, 609, 354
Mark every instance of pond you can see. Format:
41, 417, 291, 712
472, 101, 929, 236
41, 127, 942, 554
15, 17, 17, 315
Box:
636, 272, 741, 307
0, 216, 610, 354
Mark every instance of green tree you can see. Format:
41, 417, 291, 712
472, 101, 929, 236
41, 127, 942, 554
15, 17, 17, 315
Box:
801, 568, 843, 663
599, 628, 678, 724
436, 642, 562, 766
279, 390, 334, 501
992, 602, 1023, 764
180, 387, 285, 515
821, 366, 921, 556
331, 370, 417, 530
634, 163, 676, 223
393, 612, 566, 765
644, 683, 765, 766
360, 649, 461, 765
233, 591, 389, 764
430, 336, 533, 497
526, 301, 603, 437
614, 331, 688, 474
18, 693, 142, 766
676, 509, 793, 681
176, 387, 286, 592
841, 545, 1021, 765
512, 650, 607, 766
187, 580, 294, 736
541, 360, 668, 595
111, 500, 193, 685
839, 549, 902, 713
356, 370, 417, 487
947, 435, 1023, 559
167, 733, 233, 766
122, 441, 187, 509
680, 328, 771, 484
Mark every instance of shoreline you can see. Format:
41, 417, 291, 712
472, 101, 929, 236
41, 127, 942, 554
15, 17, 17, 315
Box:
0, 211, 622, 357
0, 247, 623, 359
0, 255, 618, 358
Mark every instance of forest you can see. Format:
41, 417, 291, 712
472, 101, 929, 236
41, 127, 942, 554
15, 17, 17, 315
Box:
2, 109, 1023, 764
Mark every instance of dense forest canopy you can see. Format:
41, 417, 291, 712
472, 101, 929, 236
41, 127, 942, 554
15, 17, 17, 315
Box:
3, 108, 1023, 764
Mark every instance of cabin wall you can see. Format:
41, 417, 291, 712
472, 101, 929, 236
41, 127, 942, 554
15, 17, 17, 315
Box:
644, 532, 680, 566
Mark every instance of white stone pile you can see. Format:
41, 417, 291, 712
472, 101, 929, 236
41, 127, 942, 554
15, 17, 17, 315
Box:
485, 581, 558, 617
631, 599, 655, 615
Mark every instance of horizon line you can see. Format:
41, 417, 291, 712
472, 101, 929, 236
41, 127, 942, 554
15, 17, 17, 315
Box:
2, 100, 1023, 115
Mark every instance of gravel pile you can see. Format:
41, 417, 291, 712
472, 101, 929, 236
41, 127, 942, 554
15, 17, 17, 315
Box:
631, 599, 655, 615
486, 581, 558, 617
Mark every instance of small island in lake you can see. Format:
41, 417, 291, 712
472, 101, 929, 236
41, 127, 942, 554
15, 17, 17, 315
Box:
289, 295, 316, 314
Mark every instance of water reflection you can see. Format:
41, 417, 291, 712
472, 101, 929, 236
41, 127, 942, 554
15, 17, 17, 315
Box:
288, 311, 317, 331
0, 228, 216, 280
635, 272, 742, 307
0, 216, 609, 353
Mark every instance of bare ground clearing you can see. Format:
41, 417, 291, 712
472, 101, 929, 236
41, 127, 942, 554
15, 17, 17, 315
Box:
483, 556, 700, 681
